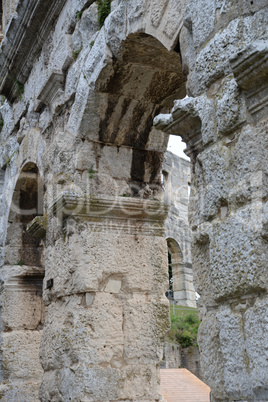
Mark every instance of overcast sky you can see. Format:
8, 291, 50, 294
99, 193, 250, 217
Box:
167, 134, 190, 161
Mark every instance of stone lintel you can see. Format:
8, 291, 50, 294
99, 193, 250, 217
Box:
26, 215, 47, 238
231, 40, 268, 119
1, 266, 44, 292
51, 192, 169, 236
230, 40, 268, 92
154, 108, 202, 158
37, 71, 64, 110
0, 0, 67, 101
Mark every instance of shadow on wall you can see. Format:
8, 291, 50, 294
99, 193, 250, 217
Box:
5, 162, 44, 266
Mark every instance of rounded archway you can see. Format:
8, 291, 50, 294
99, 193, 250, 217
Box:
94, 32, 186, 194
166, 237, 196, 308
5, 162, 44, 266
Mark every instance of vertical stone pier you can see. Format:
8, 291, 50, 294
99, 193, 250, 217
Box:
155, 36, 268, 401
40, 193, 169, 401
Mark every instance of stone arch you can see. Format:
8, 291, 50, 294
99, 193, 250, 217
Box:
166, 237, 196, 308
0, 161, 45, 399
5, 161, 44, 266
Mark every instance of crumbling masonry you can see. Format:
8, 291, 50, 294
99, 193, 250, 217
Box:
0, 0, 267, 401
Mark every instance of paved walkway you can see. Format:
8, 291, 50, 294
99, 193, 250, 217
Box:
160, 369, 210, 402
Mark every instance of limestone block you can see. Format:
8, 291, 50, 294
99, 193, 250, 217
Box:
64, 57, 83, 101
215, 76, 247, 135
67, 75, 103, 140
44, 229, 168, 301
187, 9, 268, 96
200, 301, 268, 400
184, 0, 216, 50
163, 0, 185, 39
244, 297, 268, 400
49, 34, 73, 72
197, 311, 227, 399
83, 29, 113, 88
2, 287, 43, 330
0, 101, 14, 144
98, 145, 132, 180
210, 209, 266, 300
150, 0, 168, 28
0, 380, 41, 402
123, 294, 170, 363
40, 294, 124, 372
104, 279, 121, 293
1, 330, 43, 380
74, 140, 96, 171
126, 0, 150, 34
72, 2, 98, 53
105, 1, 127, 59
155, 95, 216, 151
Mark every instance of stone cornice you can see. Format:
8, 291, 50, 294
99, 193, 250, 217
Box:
0, 0, 67, 102
50, 192, 169, 236
0, 266, 44, 292
230, 40, 268, 121
230, 40, 268, 92
27, 215, 47, 238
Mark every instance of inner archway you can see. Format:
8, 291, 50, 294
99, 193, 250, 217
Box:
1, 162, 45, 400
95, 32, 187, 194
5, 162, 44, 266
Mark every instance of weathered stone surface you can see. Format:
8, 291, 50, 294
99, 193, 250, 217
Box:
155, 0, 268, 399
0, 0, 267, 400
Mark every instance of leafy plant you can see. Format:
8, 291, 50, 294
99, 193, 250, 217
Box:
0, 115, 4, 130
76, 10, 83, 20
166, 308, 200, 348
73, 48, 81, 60
5, 150, 17, 167
15, 80, 24, 99
98, 0, 111, 28
17, 260, 25, 266
89, 40, 95, 48
88, 165, 96, 179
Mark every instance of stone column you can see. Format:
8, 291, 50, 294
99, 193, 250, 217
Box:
155, 39, 268, 402
0, 265, 44, 401
172, 262, 196, 308
39, 193, 169, 401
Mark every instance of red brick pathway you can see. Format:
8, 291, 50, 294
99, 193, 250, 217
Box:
160, 369, 210, 402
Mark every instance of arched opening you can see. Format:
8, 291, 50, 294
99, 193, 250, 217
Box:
1, 162, 45, 399
166, 238, 196, 308
95, 32, 186, 195
5, 162, 44, 266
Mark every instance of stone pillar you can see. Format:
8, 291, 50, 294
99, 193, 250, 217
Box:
172, 262, 196, 308
40, 193, 169, 401
0, 265, 44, 401
155, 38, 268, 402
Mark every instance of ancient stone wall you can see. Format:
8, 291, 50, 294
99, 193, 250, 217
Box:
0, 0, 188, 400
0, 0, 267, 401
155, 0, 268, 400
163, 151, 196, 307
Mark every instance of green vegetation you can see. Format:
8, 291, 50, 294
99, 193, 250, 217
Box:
17, 260, 25, 266
88, 165, 96, 178
89, 40, 95, 48
98, 0, 111, 28
76, 10, 83, 20
0, 115, 4, 130
73, 48, 81, 60
5, 150, 17, 167
15, 80, 24, 99
166, 305, 200, 348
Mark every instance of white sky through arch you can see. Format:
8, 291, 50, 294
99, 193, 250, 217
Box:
167, 134, 190, 160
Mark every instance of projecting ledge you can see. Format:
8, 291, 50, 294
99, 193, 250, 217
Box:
50, 192, 169, 236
